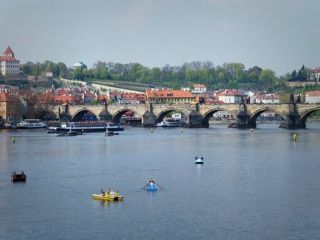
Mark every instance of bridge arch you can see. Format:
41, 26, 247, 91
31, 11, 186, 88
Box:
72, 109, 98, 122
155, 108, 188, 123
202, 108, 236, 127
249, 107, 286, 127
300, 106, 320, 124
112, 108, 143, 124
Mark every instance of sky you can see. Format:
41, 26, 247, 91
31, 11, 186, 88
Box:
0, 0, 319, 75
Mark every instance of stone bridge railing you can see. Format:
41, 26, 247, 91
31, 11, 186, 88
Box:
47, 103, 320, 129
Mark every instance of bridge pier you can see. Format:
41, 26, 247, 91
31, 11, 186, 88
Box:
100, 103, 113, 121
228, 103, 256, 129
188, 110, 203, 128
142, 111, 156, 127
59, 104, 72, 122
279, 103, 306, 129
279, 112, 306, 129
228, 111, 256, 129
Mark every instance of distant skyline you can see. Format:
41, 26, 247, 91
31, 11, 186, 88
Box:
1, 0, 319, 75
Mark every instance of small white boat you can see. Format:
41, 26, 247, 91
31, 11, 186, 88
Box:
155, 122, 164, 127
195, 156, 204, 164
17, 119, 47, 129
156, 118, 182, 127
105, 130, 119, 136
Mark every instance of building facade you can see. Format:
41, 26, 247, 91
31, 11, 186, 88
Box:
254, 93, 280, 104
0, 92, 21, 123
216, 89, 247, 104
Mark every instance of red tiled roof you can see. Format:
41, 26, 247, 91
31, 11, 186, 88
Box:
217, 90, 246, 96
0, 56, 19, 62
3, 46, 14, 55
305, 91, 320, 96
0, 92, 16, 101
146, 89, 194, 99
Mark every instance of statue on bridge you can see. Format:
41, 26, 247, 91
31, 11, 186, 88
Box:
290, 94, 295, 104
296, 94, 301, 104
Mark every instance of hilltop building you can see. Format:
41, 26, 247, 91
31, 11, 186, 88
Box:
310, 68, 320, 81
0, 46, 20, 79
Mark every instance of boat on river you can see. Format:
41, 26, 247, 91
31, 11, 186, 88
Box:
105, 130, 120, 136
17, 119, 47, 129
156, 118, 182, 127
143, 179, 163, 191
11, 171, 27, 182
195, 156, 204, 164
56, 130, 83, 137
92, 190, 123, 201
48, 121, 124, 133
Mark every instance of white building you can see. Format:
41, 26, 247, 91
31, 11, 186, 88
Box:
254, 93, 280, 104
217, 89, 247, 104
73, 62, 87, 69
0, 46, 20, 78
305, 91, 320, 104
192, 84, 207, 94
310, 68, 320, 81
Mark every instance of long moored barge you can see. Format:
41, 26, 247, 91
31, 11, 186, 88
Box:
48, 121, 124, 133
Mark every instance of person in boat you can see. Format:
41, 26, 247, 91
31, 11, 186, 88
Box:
101, 188, 105, 196
143, 178, 164, 190
149, 179, 155, 186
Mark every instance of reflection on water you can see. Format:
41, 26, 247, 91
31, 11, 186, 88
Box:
1, 124, 320, 240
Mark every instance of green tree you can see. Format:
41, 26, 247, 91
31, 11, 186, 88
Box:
259, 69, 276, 90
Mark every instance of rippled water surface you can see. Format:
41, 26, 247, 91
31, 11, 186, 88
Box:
1, 124, 320, 240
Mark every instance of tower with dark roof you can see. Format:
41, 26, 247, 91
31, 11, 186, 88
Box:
0, 46, 20, 78
3, 46, 14, 58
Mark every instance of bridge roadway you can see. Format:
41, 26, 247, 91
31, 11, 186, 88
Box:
47, 103, 320, 129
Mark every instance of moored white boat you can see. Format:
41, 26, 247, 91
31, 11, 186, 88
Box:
48, 121, 124, 133
156, 118, 182, 127
17, 119, 47, 129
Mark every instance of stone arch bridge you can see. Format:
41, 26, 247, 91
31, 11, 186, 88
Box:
47, 103, 320, 129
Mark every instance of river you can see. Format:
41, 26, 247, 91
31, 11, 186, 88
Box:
1, 123, 320, 240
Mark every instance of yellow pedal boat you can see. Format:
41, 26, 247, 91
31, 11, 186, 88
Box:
92, 192, 124, 201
